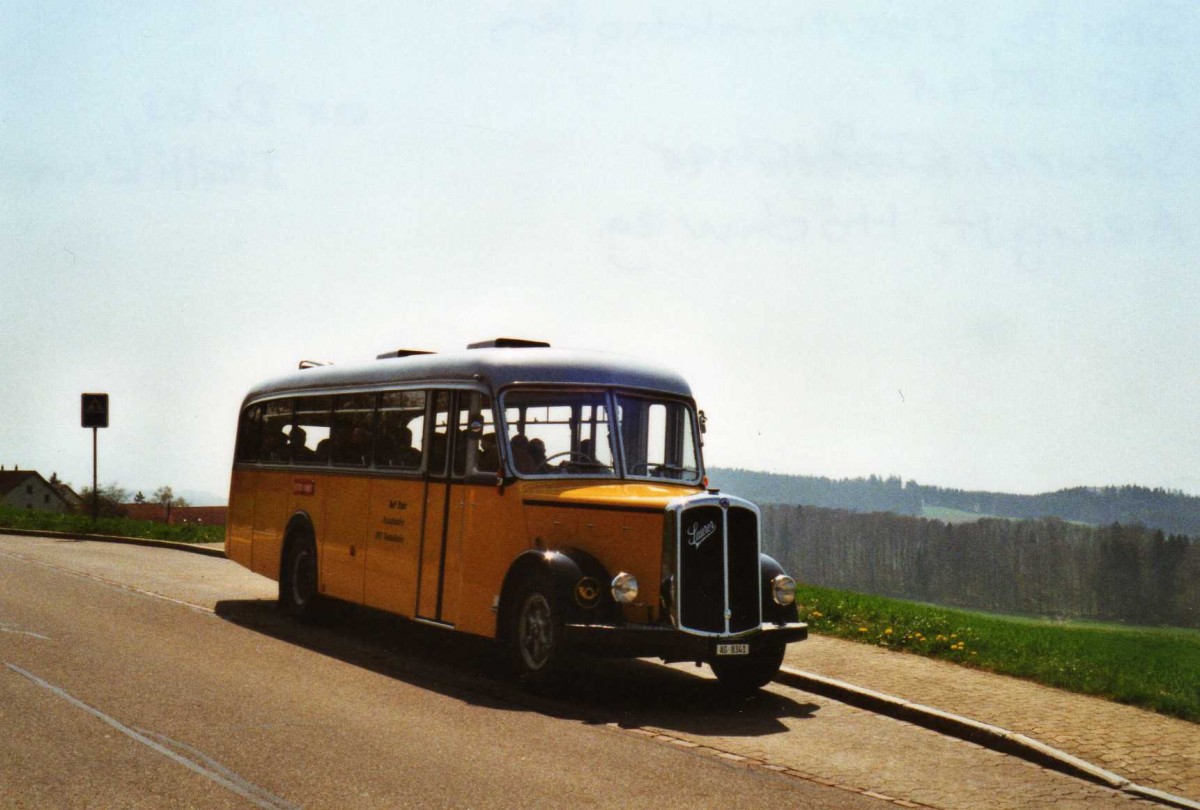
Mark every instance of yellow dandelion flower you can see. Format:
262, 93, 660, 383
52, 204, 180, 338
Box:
858, 627, 868, 633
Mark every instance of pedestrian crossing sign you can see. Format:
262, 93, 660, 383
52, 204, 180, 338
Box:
81, 393, 109, 429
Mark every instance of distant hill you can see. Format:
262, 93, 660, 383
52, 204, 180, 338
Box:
707, 468, 1200, 538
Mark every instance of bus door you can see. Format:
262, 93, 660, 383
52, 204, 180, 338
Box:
364, 390, 428, 615
416, 391, 459, 624
416, 391, 495, 626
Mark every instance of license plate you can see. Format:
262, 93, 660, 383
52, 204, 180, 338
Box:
716, 643, 750, 656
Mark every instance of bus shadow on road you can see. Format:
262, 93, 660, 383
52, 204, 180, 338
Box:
214, 597, 819, 739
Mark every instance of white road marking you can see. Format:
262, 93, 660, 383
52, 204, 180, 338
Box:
4, 663, 298, 810
0, 623, 50, 640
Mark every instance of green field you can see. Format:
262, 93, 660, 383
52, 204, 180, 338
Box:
0, 505, 225, 544
796, 584, 1200, 723
920, 505, 996, 523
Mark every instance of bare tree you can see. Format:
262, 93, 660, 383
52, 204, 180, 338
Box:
152, 486, 188, 523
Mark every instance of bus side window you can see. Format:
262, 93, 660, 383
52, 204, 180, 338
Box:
329, 393, 374, 467
451, 392, 497, 477
291, 396, 331, 465
377, 390, 426, 471
236, 405, 263, 463
259, 399, 293, 463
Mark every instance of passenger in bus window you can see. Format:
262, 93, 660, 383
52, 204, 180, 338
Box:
394, 426, 421, 468
287, 427, 314, 461
510, 433, 534, 473
528, 438, 547, 471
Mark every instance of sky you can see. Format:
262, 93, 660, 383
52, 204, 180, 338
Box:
2, 2, 1197, 504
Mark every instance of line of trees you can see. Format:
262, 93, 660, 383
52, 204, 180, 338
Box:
73, 483, 188, 520
761, 505, 1200, 628
710, 468, 1200, 538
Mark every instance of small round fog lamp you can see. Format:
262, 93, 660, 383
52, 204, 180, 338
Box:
772, 574, 797, 606
611, 572, 639, 604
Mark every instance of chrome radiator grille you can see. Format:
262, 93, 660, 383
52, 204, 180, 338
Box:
671, 495, 762, 636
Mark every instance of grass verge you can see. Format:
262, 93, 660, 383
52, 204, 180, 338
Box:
796, 583, 1200, 723
0, 505, 224, 545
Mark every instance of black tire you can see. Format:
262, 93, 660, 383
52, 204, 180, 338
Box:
280, 533, 320, 620
709, 644, 785, 693
507, 571, 566, 687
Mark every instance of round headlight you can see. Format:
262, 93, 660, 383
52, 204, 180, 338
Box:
772, 574, 797, 606
611, 572, 639, 604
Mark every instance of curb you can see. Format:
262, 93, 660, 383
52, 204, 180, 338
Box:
0, 527, 228, 559
776, 666, 1200, 810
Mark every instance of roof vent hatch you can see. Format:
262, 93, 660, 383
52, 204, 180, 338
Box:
376, 349, 436, 360
467, 338, 551, 349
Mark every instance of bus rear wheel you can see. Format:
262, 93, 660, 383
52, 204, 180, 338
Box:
709, 645, 785, 693
280, 533, 319, 620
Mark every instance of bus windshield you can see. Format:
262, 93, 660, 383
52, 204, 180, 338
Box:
500, 389, 701, 483
502, 390, 617, 477
615, 392, 701, 483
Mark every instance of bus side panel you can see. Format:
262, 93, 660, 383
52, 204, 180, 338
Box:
319, 475, 369, 603
226, 468, 255, 570
576, 511, 664, 624
363, 476, 426, 616
453, 483, 534, 639
522, 506, 664, 624
251, 470, 293, 581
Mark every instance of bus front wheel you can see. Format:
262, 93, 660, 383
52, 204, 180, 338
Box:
507, 572, 565, 686
709, 645, 785, 693
280, 534, 319, 620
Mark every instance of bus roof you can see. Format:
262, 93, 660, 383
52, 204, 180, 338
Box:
242, 347, 695, 405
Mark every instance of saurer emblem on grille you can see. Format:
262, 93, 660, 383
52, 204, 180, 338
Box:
687, 520, 717, 550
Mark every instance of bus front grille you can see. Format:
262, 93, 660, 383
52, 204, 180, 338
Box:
674, 499, 761, 636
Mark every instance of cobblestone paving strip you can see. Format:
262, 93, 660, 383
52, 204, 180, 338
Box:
648, 664, 1148, 810
785, 636, 1200, 804
617, 725, 941, 809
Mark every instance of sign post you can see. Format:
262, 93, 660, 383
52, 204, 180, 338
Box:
81, 393, 109, 522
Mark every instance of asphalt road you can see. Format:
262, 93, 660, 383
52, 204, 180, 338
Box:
0, 535, 873, 809
0, 535, 1146, 809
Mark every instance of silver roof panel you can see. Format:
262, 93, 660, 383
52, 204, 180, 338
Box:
242, 348, 694, 406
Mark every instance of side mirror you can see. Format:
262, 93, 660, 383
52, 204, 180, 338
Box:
698, 410, 707, 434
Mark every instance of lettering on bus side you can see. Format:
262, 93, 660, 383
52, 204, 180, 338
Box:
293, 478, 315, 496
373, 500, 409, 543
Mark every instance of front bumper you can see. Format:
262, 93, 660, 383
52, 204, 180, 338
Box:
562, 621, 808, 662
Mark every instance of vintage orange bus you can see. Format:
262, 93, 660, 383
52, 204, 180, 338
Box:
226, 339, 806, 689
